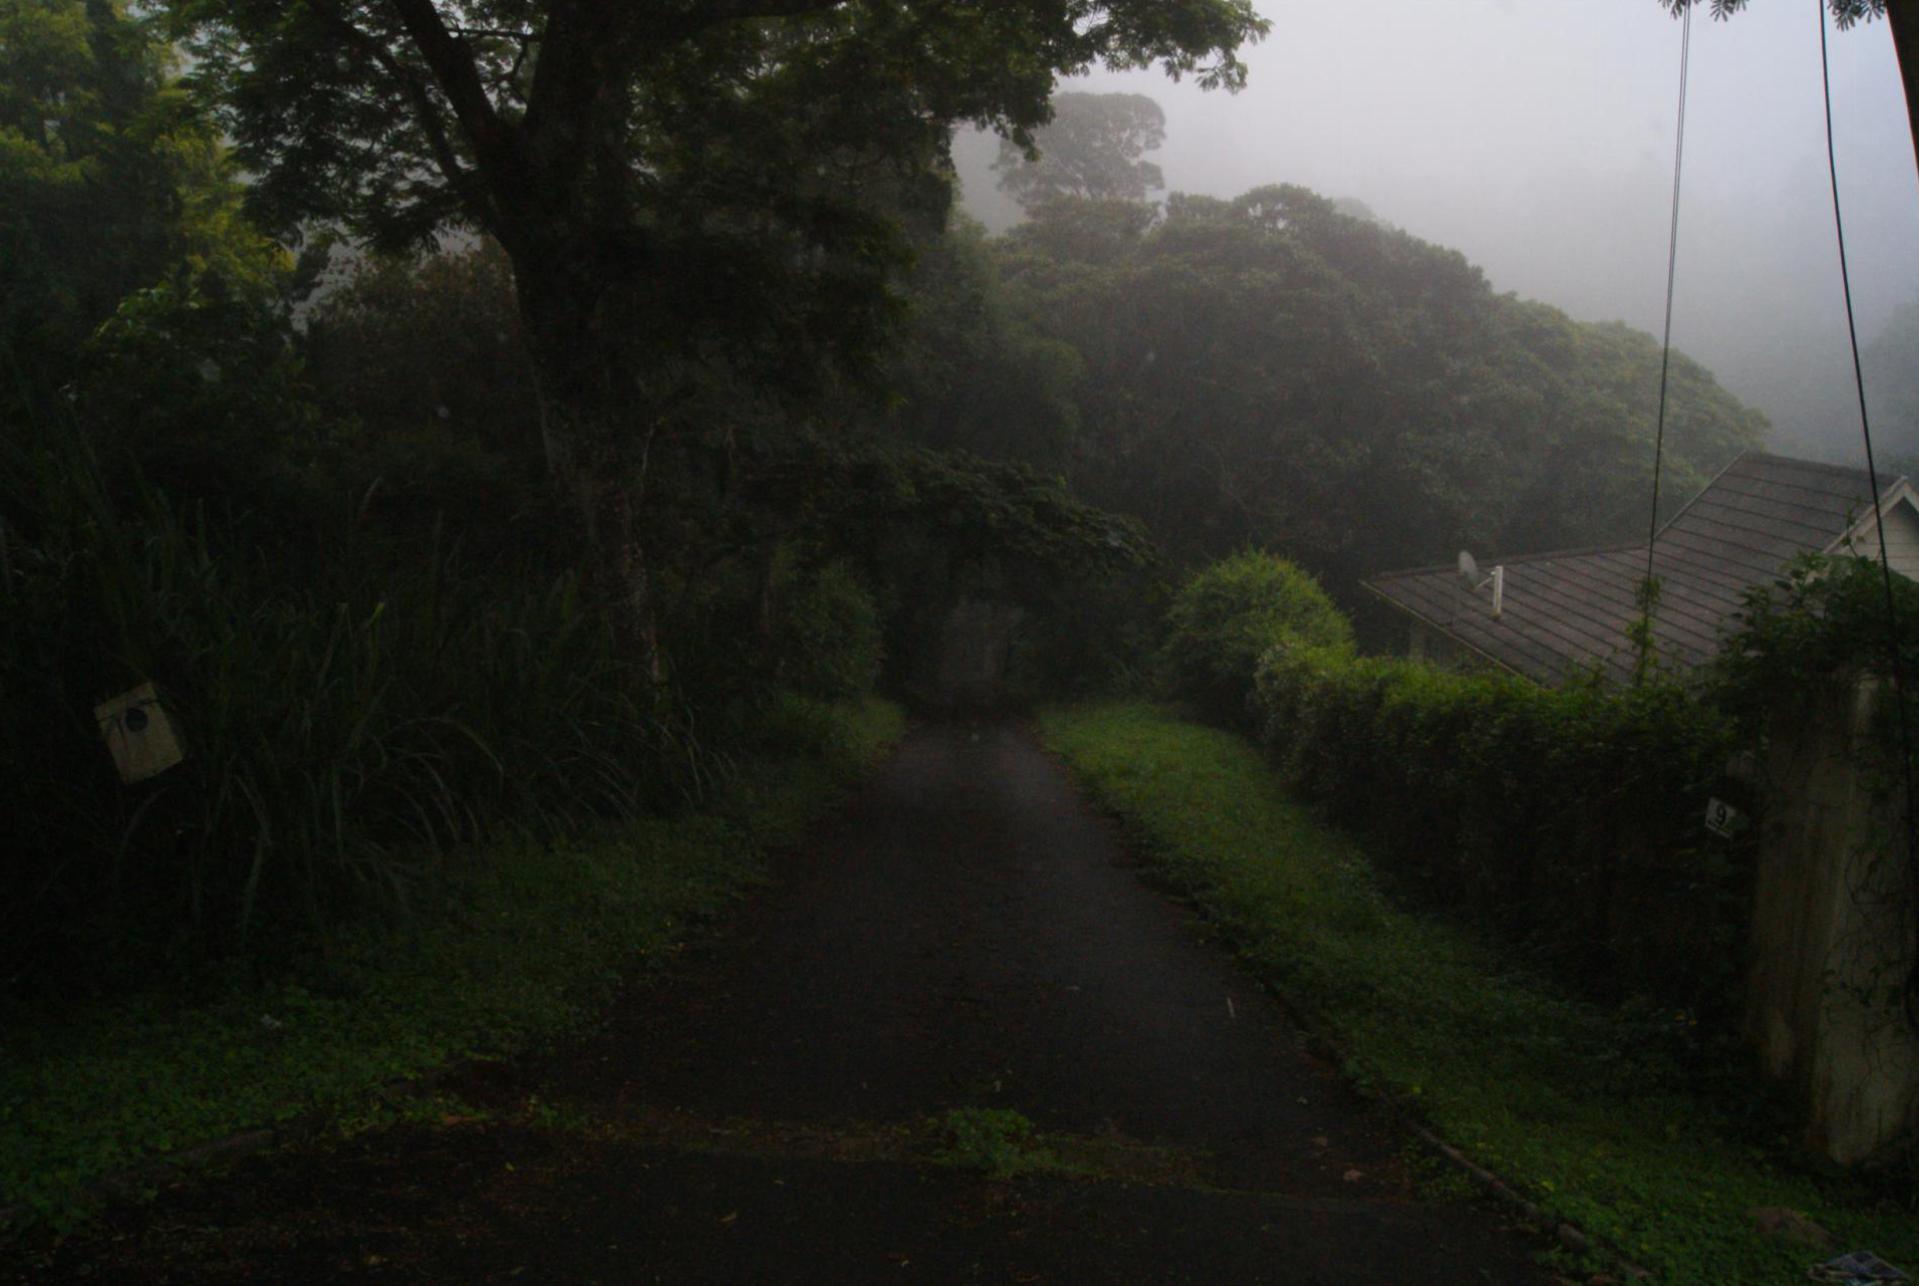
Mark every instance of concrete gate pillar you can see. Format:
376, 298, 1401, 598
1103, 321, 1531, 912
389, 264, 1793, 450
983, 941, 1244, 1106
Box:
1746, 677, 1919, 1165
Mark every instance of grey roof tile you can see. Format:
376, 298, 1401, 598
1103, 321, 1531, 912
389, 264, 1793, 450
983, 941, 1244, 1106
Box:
1364, 452, 1896, 683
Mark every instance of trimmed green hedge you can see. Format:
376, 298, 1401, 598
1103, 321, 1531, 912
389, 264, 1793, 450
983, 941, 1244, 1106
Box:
1253, 644, 1750, 1008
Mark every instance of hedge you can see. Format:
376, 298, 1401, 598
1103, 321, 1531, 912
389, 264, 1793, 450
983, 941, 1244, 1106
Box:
1251, 643, 1751, 1010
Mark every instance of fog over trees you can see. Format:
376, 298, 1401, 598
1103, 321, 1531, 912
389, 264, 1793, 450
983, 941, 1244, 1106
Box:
954, 0, 1919, 474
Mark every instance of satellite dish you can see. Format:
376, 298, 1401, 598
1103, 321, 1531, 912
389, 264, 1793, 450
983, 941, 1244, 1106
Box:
1457, 550, 1506, 619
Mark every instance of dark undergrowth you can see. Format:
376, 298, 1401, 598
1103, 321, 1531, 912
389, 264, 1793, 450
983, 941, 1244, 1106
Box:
0, 694, 903, 1236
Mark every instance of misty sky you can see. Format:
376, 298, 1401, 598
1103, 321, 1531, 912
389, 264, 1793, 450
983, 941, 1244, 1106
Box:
952, 0, 1919, 464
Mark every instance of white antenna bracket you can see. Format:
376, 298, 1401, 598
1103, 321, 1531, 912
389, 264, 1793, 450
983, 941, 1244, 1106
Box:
1457, 552, 1505, 620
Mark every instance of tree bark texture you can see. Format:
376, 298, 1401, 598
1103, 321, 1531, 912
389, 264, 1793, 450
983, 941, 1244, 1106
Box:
1887, 0, 1919, 186
512, 244, 666, 686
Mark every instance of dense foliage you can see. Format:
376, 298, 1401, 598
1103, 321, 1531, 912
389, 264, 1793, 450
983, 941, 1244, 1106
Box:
0, 406, 716, 988
1149, 549, 1750, 1006
0, 2, 1784, 1004
1715, 554, 1919, 722
994, 91, 1167, 208
0, 4, 1151, 992
161, 0, 1270, 678
1161, 550, 1351, 721
3, 0, 216, 395
899, 183, 1767, 594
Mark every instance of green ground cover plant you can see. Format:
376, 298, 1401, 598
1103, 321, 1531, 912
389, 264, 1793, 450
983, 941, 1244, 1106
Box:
1039, 700, 1918, 1281
0, 695, 903, 1234
935, 1107, 1059, 1180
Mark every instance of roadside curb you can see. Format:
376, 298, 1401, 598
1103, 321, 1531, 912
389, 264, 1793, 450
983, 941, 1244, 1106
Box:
1034, 729, 1658, 1283
1267, 985, 1655, 1282
1411, 1123, 1653, 1281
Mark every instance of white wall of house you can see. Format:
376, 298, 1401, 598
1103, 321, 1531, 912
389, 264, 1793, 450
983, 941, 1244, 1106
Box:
1835, 493, 1919, 582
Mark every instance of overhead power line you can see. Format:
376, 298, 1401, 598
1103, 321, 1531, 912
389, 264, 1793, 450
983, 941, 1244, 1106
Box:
1645, 0, 1695, 599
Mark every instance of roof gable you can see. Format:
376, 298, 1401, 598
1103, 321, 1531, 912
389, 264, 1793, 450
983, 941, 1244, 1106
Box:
1364, 451, 1901, 685
1832, 479, 1919, 554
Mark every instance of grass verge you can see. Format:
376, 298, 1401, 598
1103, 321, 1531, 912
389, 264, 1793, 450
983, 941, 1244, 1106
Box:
0, 694, 904, 1235
1038, 700, 1916, 1282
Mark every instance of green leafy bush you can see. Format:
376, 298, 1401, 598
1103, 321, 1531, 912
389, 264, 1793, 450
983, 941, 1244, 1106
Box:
1715, 553, 1919, 756
1162, 550, 1352, 721
1252, 645, 1747, 1009
780, 561, 884, 700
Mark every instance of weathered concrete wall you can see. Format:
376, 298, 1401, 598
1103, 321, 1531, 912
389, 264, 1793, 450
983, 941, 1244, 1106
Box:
1746, 678, 1919, 1165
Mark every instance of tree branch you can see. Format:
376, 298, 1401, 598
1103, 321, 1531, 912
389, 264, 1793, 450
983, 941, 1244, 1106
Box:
314, 5, 490, 226
444, 26, 539, 40
383, 0, 523, 178
522, 0, 622, 201
628, 0, 851, 47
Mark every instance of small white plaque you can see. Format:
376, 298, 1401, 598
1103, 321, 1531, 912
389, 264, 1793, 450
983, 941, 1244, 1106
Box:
1704, 796, 1742, 839
95, 682, 184, 783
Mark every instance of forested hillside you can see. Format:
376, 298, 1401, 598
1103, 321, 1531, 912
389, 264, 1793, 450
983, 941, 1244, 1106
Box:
884, 181, 1768, 588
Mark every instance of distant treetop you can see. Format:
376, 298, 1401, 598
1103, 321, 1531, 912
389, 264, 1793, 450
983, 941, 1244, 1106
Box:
1659, 0, 1883, 25
995, 92, 1168, 211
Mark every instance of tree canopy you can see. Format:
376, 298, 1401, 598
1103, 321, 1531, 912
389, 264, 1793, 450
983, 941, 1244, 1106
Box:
3, 0, 215, 390
162, 0, 1268, 667
884, 184, 1768, 588
994, 90, 1168, 209
167, 1, 1267, 422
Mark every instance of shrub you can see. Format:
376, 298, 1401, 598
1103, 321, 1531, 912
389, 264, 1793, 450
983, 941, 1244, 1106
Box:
1252, 646, 1748, 1010
780, 561, 884, 700
1714, 552, 1919, 766
1162, 551, 1352, 721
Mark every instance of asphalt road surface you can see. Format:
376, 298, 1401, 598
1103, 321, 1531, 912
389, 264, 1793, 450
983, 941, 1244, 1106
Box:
24, 720, 1553, 1284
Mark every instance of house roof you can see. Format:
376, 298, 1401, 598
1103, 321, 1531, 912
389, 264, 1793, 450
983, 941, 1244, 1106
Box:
1362, 452, 1913, 685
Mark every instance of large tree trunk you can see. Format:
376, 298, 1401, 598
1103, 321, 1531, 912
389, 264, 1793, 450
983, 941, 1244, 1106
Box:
1888, 1, 1919, 186
511, 242, 666, 685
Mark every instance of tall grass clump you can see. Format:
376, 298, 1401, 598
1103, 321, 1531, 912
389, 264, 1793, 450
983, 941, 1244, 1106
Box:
0, 401, 712, 993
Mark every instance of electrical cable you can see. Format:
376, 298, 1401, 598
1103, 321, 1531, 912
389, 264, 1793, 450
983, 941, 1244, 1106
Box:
1815, 0, 1919, 1030
1645, 0, 1695, 599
